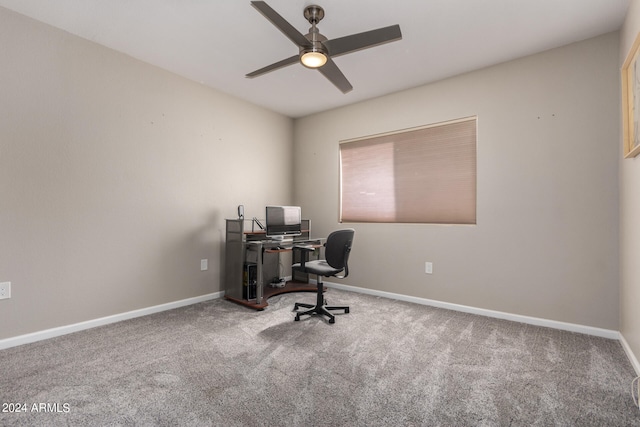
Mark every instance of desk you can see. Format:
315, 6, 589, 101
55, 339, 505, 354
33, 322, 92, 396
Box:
224, 219, 323, 310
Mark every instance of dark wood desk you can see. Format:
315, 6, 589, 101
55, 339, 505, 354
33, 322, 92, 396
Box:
224, 219, 323, 310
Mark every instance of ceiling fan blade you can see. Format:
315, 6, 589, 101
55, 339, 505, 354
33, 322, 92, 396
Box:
251, 1, 310, 48
318, 58, 353, 93
323, 24, 402, 57
246, 55, 299, 78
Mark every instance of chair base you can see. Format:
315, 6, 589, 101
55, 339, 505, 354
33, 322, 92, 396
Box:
293, 279, 349, 324
294, 301, 349, 324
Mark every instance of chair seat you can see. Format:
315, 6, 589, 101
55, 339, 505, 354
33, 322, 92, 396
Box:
292, 260, 342, 277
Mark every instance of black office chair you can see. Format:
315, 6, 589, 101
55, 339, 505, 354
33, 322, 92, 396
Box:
292, 229, 355, 324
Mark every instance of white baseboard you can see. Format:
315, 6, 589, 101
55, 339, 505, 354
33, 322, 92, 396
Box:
620, 333, 640, 376
0, 291, 224, 350
324, 282, 621, 340
2, 283, 636, 369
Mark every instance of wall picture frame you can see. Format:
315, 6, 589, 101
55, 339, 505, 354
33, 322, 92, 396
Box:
622, 31, 640, 158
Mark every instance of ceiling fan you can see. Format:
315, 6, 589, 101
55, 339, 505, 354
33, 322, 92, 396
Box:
246, 1, 402, 93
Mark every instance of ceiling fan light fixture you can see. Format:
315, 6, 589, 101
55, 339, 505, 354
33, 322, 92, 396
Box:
300, 49, 327, 68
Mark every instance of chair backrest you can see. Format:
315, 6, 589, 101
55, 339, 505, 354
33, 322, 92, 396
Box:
324, 229, 355, 275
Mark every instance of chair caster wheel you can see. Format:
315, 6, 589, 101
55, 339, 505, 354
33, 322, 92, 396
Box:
329, 318, 335, 324
294, 315, 300, 321
345, 308, 350, 313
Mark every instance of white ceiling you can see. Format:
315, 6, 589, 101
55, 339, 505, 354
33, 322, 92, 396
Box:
0, 0, 630, 118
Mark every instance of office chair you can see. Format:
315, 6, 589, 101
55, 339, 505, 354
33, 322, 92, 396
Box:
292, 229, 355, 324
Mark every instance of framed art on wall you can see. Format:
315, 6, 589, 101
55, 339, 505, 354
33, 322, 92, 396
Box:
622, 31, 640, 158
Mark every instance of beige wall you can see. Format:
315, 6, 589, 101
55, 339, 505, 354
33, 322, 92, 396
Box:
294, 32, 620, 330
0, 8, 293, 340
0, 5, 626, 343
620, 0, 640, 370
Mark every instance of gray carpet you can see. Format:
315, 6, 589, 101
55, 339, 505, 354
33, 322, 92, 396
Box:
1, 289, 639, 426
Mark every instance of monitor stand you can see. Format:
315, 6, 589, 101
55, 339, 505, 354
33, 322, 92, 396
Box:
269, 236, 293, 244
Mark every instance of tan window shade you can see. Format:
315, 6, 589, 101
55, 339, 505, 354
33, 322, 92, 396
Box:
340, 117, 477, 224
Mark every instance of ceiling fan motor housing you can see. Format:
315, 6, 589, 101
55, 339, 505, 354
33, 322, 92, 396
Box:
300, 28, 327, 66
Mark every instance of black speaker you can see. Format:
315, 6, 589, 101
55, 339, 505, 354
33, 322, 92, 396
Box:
237, 205, 244, 219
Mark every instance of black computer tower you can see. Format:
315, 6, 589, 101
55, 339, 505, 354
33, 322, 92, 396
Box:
243, 263, 257, 300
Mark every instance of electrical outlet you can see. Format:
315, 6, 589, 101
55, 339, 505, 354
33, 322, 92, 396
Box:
200, 259, 208, 271
0, 282, 11, 299
425, 262, 433, 274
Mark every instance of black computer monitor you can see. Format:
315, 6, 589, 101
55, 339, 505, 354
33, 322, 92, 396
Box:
265, 206, 302, 239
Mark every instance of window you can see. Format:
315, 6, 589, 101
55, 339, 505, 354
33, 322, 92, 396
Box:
339, 117, 477, 224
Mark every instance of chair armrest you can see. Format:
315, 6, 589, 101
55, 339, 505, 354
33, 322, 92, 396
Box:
333, 246, 351, 279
